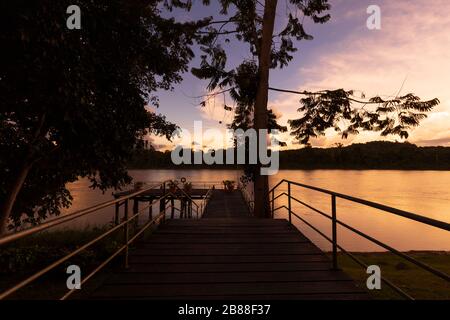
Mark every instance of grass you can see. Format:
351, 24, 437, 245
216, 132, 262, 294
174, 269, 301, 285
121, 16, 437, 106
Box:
0, 223, 157, 300
334, 251, 450, 300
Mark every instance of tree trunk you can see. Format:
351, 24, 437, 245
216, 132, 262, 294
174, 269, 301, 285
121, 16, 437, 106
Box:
0, 162, 33, 235
253, 0, 278, 218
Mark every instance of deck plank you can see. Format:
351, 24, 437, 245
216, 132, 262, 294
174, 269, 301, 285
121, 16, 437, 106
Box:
106, 270, 353, 284
93, 281, 366, 298
202, 190, 251, 218
128, 254, 330, 263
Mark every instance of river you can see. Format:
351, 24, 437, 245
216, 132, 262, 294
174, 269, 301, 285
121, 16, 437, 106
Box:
61, 169, 450, 252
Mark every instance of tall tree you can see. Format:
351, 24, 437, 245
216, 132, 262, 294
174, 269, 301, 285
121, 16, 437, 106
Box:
252, 0, 277, 217
192, 0, 334, 217
191, 0, 438, 218
0, 0, 206, 233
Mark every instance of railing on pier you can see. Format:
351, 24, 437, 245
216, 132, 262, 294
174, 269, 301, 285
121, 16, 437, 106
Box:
269, 179, 450, 300
0, 180, 214, 300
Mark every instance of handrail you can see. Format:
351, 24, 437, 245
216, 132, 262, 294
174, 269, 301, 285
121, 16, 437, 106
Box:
288, 194, 450, 281
173, 184, 200, 211
61, 208, 167, 300
269, 179, 450, 300
269, 179, 450, 231
288, 208, 414, 300
124, 181, 215, 218
0, 191, 176, 300
0, 180, 212, 300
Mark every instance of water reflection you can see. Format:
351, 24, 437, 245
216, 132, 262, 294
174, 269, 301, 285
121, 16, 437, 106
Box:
270, 170, 450, 251
62, 169, 450, 252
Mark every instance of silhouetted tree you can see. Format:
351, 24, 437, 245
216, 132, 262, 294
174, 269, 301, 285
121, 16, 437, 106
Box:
189, 0, 438, 217
192, 0, 332, 217
0, 0, 205, 233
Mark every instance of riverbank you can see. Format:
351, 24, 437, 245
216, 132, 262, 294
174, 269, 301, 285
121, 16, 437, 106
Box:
335, 251, 450, 299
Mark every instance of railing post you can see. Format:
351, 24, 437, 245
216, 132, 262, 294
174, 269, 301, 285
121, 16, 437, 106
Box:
170, 198, 175, 219
160, 182, 166, 221
271, 190, 274, 218
180, 199, 184, 218
133, 198, 139, 229
114, 202, 120, 226
148, 200, 152, 220
288, 182, 292, 224
133, 198, 138, 215
331, 194, 338, 270
162, 182, 166, 217
124, 199, 129, 269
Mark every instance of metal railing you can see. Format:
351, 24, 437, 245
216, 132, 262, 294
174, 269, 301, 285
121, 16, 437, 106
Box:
0, 180, 212, 300
269, 179, 450, 300
134, 180, 224, 191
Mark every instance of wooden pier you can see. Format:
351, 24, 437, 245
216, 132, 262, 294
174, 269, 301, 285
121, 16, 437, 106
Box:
91, 189, 368, 300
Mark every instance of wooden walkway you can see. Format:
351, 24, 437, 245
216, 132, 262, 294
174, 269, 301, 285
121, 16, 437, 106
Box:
202, 190, 251, 218
91, 190, 368, 299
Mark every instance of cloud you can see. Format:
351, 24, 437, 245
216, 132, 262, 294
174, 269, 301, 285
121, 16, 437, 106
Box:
270, 0, 450, 147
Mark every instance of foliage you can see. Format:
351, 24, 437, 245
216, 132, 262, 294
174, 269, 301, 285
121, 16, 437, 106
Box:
288, 89, 440, 145
280, 141, 450, 169
189, 1, 438, 147
0, 227, 120, 274
191, 0, 331, 134
222, 180, 235, 191
167, 179, 180, 191
183, 182, 193, 193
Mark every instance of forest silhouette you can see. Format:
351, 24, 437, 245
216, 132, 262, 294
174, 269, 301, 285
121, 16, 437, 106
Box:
129, 141, 450, 170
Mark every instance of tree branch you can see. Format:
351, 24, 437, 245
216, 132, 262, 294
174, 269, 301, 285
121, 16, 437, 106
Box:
269, 86, 394, 105
195, 30, 239, 35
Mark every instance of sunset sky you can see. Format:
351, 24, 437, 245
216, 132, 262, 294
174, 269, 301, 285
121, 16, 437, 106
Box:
150, 0, 450, 150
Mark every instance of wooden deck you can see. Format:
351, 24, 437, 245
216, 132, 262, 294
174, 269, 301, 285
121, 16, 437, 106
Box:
90, 190, 368, 300
202, 190, 251, 218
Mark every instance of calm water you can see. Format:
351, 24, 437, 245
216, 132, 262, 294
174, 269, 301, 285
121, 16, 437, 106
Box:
62, 169, 450, 252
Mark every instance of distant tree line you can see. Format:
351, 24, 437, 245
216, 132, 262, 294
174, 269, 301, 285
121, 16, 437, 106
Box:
128, 141, 450, 170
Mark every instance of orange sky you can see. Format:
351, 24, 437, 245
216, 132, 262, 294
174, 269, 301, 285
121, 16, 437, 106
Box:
270, 0, 450, 148
151, 0, 450, 151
